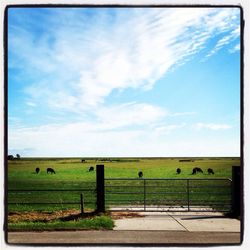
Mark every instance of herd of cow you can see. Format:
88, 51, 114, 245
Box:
34, 166, 95, 174
34, 166, 215, 176
176, 167, 215, 175
137, 167, 214, 178
35, 167, 56, 174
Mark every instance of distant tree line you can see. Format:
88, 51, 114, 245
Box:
80, 158, 140, 162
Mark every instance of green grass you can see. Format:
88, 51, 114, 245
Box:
8, 215, 114, 231
8, 157, 240, 212
8, 157, 239, 183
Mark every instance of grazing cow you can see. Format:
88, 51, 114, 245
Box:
192, 168, 197, 175
138, 171, 143, 178
195, 167, 203, 173
47, 167, 56, 174
81, 159, 85, 163
8, 155, 14, 160
89, 166, 94, 172
35, 167, 40, 174
192, 167, 203, 174
176, 168, 181, 174
208, 168, 215, 174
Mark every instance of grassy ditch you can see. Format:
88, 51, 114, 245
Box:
8, 210, 114, 231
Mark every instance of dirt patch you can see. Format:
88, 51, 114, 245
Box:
8, 210, 144, 223
8, 209, 81, 223
110, 211, 145, 220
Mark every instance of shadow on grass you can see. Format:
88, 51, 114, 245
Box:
59, 211, 102, 221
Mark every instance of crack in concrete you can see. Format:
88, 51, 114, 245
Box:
168, 214, 190, 232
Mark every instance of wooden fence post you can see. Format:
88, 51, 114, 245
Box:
80, 193, 84, 215
96, 164, 105, 213
187, 179, 190, 212
231, 166, 241, 217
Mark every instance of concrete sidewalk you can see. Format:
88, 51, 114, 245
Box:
113, 211, 241, 232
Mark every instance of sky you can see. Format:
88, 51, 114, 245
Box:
7, 7, 241, 157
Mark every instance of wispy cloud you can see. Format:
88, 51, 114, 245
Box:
205, 26, 240, 58
168, 112, 196, 117
26, 101, 37, 107
229, 43, 240, 53
8, 121, 238, 157
153, 123, 186, 134
94, 102, 166, 130
9, 8, 240, 112
193, 123, 232, 130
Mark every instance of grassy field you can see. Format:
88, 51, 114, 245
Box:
8, 157, 240, 184
7, 157, 240, 212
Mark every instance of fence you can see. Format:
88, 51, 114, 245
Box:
8, 184, 96, 212
105, 178, 232, 212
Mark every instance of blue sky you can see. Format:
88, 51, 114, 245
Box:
8, 7, 241, 157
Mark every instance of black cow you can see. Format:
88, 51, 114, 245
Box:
176, 168, 181, 174
208, 168, 215, 174
47, 167, 56, 174
8, 155, 14, 160
192, 168, 197, 175
81, 159, 86, 163
192, 167, 203, 174
138, 171, 143, 178
89, 166, 94, 172
35, 167, 40, 174
195, 167, 203, 173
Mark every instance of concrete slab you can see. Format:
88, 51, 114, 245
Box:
114, 215, 186, 231
113, 211, 241, 232
173, 215, 241, 232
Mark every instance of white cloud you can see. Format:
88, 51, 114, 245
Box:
168, 112, 196, 117
205, 26, 240, 58
229, 43, 240, 53
26, 101, 37, 107
153, 123, 186, 134
8, 121, 239, 157
9, 8, 240, 112
94, 102, 166, 129
193, 123, 232, 130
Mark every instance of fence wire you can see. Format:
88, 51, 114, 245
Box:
8, 182, 97, 212
105, 178, 232, 212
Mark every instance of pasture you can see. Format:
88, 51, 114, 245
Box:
8, 157, 240, 213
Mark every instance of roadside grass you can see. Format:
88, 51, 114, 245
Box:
8, 215, 114, 231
